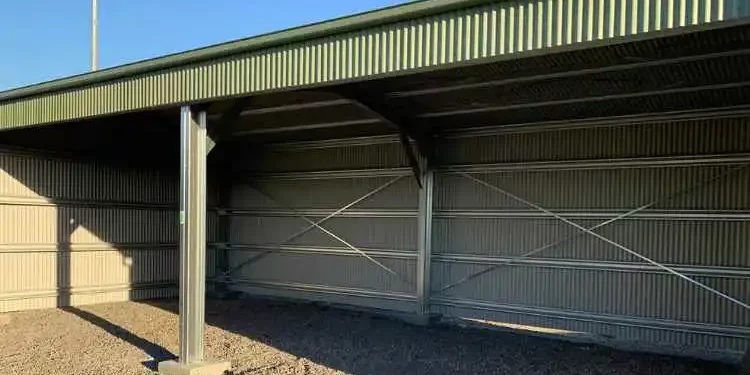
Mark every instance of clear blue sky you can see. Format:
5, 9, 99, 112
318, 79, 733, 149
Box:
0, 0, 409, 91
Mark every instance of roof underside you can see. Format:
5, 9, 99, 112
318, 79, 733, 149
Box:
1, 0, 749, 130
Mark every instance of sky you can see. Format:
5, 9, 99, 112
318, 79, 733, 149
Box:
0, 0, 409, 91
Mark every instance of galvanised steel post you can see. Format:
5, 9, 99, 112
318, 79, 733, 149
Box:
416, 159, 434, 316
159, 106, 229, 375
178, 106, 207, 364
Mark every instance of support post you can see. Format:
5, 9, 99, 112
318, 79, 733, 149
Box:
416, 160, 435, 319
159, 107, 229, 375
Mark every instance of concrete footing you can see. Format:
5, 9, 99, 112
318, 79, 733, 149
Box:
393, 312, 441, 326
158, 359, 230, 375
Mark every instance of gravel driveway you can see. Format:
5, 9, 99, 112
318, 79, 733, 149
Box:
0, 298, 737, 375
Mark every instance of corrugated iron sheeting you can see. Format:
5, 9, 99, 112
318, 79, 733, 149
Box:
236, 142, 410, 173
432, 264, 750, 325
400, 52, 750, 114
432, 113, 750, 352
229, 251, 416, 293
426, 84, 750, 128
226, 138, 419, 306
1, 0, 746, 128
435, 167, 750, 210
431, 304, 749, 353
231, 178, 419, 209
0, 150, 183, 312
439, 116, 750, 164
229, 216, 417, 250
433, 217, 750, 266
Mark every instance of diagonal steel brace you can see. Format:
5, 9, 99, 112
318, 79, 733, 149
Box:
219, 176, 405, 278
245, 186, 414, 287
449, 172, 750, 310
439, 165, 749, 292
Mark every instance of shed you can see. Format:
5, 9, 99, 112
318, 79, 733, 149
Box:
1, 0, 749, 373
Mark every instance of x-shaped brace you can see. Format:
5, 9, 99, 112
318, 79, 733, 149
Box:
439, 166, 750, 311
218, 175, 412, 287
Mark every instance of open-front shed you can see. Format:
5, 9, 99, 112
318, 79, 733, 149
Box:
1, 1, 750, 373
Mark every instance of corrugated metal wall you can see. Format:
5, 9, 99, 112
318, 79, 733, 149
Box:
224, 141, 421, 312
0, 148, 207, 312
224, 112, 750, 357
3, 0, 748, 129
431, 114, 750, 354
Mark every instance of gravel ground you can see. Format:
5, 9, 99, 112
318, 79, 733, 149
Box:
0, 298, 738, 375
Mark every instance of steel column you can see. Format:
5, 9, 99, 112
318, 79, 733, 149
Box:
158, 107, 231, 375
416, 164, 434, 315
178, 106, 208, 364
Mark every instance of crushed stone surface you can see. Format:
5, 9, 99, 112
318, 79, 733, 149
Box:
0, 299, 738, 375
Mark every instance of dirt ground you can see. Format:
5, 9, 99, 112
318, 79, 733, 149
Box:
0, 298, 738, 375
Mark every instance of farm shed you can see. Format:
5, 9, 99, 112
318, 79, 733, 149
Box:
1, 0, 750, 373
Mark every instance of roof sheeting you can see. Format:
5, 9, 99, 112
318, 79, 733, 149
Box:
0, 0, 748, 130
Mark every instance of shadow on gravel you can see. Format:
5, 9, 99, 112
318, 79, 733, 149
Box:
145, 298, 737, 375
61, 306, 176, 371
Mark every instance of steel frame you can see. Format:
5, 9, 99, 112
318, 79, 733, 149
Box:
438, 168, 750, 311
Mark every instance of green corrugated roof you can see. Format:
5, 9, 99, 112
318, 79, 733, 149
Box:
0, 0, 748, 130
0, 0, 482, 103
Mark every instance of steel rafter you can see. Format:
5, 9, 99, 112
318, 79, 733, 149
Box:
337, 87, 435, 187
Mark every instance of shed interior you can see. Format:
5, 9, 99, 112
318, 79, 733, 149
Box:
0, 22, 749, 361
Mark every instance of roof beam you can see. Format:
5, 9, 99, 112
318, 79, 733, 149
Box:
336, 87, 434, 187
417, 80, 750, 119
230, 118, 381, 137
207, 97, 252, 153
387, 48, 750, 98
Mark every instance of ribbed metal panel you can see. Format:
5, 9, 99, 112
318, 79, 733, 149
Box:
0, 149, 181, 312
239, 142, 410, 173
433, 217, 750, 266
0, 150, 177, 203
435, 167, 750, 210
231, 177, 418, 210
0, 205, 176, 244
1, 0, 745, 129
440, 116, 750, 165
229, 216, 417, 250
226, 137, 418, 307
431, 303, 748, 353
229, 251, 415, 293
432, 111, 750, 354
431, 264, 750, 326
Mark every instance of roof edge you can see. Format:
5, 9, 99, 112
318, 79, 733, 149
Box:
0, 0, 492, 102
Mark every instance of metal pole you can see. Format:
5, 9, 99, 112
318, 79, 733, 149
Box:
91, 0, 98, 71
178, 106, 208, 364
416, 164, 434, 315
